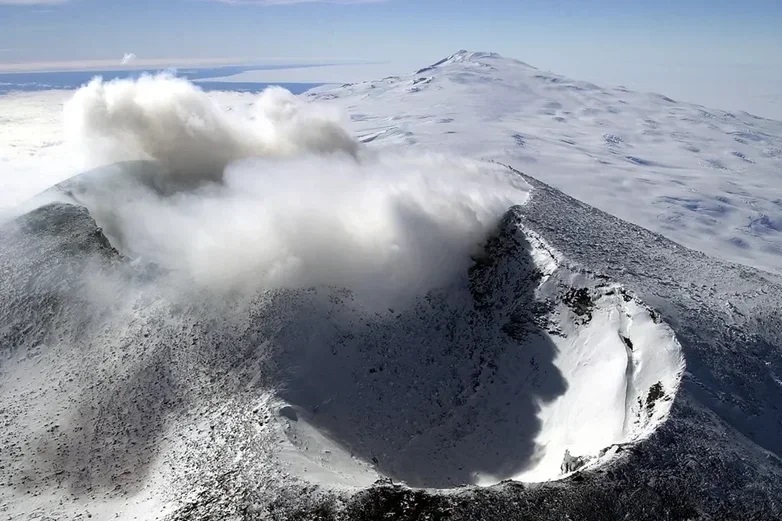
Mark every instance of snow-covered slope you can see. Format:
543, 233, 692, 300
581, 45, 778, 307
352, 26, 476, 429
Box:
1, 51, 781, 521
309, 50, 782, 275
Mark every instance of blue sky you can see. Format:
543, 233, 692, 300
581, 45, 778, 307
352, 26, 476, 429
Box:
1, 0, 782, 117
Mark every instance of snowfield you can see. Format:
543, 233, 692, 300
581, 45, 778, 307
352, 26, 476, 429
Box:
308, 51, 782, 276
0, 51, 781, 520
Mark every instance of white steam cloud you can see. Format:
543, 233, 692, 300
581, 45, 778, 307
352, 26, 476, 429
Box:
61, 74, 529, 304
64, 74, 357, 186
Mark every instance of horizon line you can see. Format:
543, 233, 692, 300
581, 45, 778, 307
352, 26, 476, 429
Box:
0, 56, 386, 73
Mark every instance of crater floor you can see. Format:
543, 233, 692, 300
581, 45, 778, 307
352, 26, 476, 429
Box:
268, 212, 684, 488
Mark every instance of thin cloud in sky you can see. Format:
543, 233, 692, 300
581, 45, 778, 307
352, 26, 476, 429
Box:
121, 52, 137, 65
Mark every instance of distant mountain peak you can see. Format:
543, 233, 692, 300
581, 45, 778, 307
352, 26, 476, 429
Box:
448, 50, 501, 61
416, 50, 535, 74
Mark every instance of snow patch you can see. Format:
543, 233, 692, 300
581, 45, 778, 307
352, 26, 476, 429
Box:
520, 281, 685, 482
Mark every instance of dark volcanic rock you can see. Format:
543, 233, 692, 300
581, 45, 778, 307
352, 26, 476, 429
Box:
0, 203, 120, 356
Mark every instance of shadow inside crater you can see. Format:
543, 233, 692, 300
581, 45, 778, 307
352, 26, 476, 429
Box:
267, 210, 568, 487
0, 194, 566, 494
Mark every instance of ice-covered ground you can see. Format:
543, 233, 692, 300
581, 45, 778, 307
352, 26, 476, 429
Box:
306, 51, 782, 275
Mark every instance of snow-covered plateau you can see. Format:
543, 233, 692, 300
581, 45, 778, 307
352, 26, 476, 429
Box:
0, 51, 781, 520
